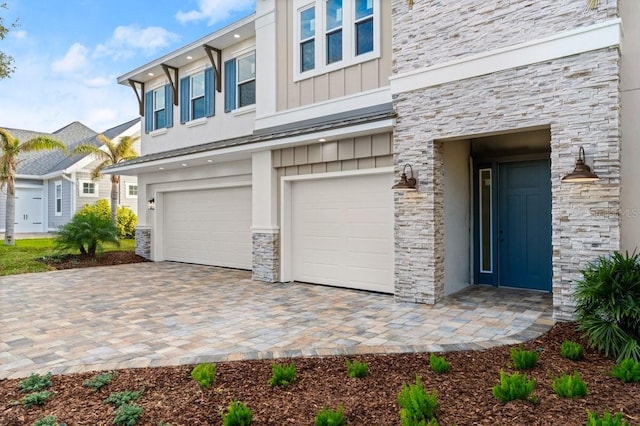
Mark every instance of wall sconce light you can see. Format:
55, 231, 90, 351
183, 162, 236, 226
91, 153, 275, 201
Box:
392, 164, 417, 191
561, 146, 599, 183
148, 198, 155, 210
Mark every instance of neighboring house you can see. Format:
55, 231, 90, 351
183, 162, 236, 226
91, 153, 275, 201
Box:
0, 118, 140, 233
108, 0, 639, 321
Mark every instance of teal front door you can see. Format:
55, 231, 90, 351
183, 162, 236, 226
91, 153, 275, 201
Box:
474, 158, 552, 291
498, 160, 552, 291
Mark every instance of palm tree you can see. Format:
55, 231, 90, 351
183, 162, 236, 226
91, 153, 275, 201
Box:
1, 129, 67, 246
71, 134, 139, 224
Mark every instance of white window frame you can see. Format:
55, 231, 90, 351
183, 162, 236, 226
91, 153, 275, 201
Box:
125, 183, 138, 199
79, 179, 98, 197
293, 0, 381, 81
153, 86, 166, 130
190, 70, 206, 121
236, 51, 256, 109
54, 180, 62, 216
299, 4, 316, 73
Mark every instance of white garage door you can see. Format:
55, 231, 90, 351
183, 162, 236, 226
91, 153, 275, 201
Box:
291, 173, 394, 293
163, 187, 252, 269
15, 188, 44, 233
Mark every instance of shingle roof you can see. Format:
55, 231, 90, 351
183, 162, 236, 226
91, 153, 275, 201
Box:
2, 118, 140, 176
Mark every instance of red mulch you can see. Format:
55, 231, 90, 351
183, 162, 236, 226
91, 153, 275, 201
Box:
1, 323, 639, 425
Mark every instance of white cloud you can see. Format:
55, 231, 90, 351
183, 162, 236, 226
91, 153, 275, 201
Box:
11, 30, 27, 40
83, 107, 119, 129
51, 43, 89, 73
95, 25, 179, 59
83, 76, 112, 88
176, 0, 255, 25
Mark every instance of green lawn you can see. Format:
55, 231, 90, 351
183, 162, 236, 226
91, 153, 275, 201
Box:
0, 238, 135, 276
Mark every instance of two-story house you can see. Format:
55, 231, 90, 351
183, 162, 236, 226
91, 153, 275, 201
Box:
109, 0, 638, 321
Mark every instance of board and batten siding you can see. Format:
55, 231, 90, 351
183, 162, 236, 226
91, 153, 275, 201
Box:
275, 0, 392, 112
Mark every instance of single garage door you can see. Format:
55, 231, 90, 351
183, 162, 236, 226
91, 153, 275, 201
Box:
163, 186, 252, 269
291, 173, 394, 293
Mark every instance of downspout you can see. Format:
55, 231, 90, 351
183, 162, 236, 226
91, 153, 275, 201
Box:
60, 172, 75, 216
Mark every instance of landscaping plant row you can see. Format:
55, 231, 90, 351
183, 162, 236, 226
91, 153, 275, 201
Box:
16, 342, 640, 426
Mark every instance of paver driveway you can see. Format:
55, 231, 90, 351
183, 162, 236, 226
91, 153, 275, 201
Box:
0, 262, 553, 379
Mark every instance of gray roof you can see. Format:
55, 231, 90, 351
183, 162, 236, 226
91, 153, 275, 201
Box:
2, 118, 140, 176
108, 103, 395, 170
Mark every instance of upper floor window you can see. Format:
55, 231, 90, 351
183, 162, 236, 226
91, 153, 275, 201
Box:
79, 179, 98, 197
180, 67, 215, 123
144, 84, 174, 133
294, 0, 380, 80
54, 181, 62, 216
225, 50, 256, 112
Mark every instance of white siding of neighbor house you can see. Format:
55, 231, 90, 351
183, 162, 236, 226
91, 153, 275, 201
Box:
47, 179, 73, 230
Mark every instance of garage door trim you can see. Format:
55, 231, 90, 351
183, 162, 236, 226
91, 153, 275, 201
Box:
280, 167, 393, 284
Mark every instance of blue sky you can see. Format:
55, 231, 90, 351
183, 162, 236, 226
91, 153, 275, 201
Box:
0, 0, 255, 133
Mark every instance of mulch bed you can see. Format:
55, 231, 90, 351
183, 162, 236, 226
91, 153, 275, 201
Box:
1, 323, 639, 425
39, 252, 147, 270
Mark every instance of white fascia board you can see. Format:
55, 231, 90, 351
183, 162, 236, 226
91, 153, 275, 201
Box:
106, 118, 395, 175
254, 87, 392, 130
15, 174, 43, 180
390, 19, 622, 95
117, 14, 256, 85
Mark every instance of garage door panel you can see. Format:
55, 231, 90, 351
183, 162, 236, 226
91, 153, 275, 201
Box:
291, 173, 393, 293
163, 187, 251, 269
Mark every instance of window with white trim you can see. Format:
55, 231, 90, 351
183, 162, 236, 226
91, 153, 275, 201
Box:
79, 179, 98, 197
54, 181, 62, 216
294, 0, 380, 80
153, 88, 166, 129
126, 183, 138, 199
180, 68, 215, 123
237, 52, 256, 108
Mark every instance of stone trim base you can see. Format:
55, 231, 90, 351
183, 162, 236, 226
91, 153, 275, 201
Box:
135, 226, 151, 260
252, 232, 280, 282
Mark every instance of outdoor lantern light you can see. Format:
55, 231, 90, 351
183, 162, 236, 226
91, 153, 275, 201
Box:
148, 198, 155, 210
392, 163, 417, 191
561, 146, 599, 183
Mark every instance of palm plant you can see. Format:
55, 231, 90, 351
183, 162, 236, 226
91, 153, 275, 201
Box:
71, 134, 138, 224
0, 128, 66, 246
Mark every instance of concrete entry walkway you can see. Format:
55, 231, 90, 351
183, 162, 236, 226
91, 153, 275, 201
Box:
0, 262, 553, 379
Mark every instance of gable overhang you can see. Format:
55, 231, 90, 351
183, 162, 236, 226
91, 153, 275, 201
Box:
117, 14, 256, 87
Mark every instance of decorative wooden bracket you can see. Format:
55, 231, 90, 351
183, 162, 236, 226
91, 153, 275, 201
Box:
161, 64, 179, 106
128, 79, 145, 116
203, 45, 222, 93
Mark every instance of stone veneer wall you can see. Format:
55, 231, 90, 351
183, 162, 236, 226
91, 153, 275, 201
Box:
135, 226, 151, 259
393, 48, 621, 320
252, 232, 280, 282
392, 0, 618, 73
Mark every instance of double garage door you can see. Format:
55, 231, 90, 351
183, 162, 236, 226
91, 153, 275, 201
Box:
161, 173, 394, 293
163, 186, 252, 269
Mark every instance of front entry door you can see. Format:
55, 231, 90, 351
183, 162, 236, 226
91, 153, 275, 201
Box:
498, 160, 551, 291
474, 159, 551, 291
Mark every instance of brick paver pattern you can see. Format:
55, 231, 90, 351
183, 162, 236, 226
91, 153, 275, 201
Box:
0, 262, 553, 379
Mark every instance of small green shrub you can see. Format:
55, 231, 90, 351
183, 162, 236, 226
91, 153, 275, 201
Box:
104, 390, 144, 407
560, 340, 584, 361
397, 375, 439, 426
610, 358, 640, 383
268, 363, 296, 387
113, 404, 144, 426
191, 363, 216, 388
551, 372, 588, 398
117, 206, 137, 239
55, 210, 119, 256
83, 372, 115, 391
346, 360, 369, 378
22, 391, 53, 408
315, 406, 347, 426
429, 354, 451, 374
222, 399, 253, 426
510, 346, 539, 370
33, 415, 59, 426
18, 373, 52, 392
492, 370, 536, 403
574, 251, 640, 361
586, 410, 630, 426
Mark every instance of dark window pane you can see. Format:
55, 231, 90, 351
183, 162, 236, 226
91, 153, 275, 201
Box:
480, 169, 492, 272
155, 109, 166, 129
192, 96, 205, 120
301, 39, 315, 72
238, 80, 255, 107
355, 0, 373, 20
356, 17, 373, 55
327, 30, 342, 64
